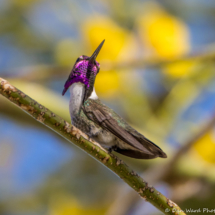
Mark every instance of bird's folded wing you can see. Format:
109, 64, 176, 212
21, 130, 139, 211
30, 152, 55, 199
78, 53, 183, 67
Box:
83, 100, 155, 155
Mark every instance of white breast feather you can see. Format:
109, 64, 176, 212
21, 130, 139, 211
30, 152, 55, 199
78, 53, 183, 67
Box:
89, 88, 98, 100
69, 82, 85, 118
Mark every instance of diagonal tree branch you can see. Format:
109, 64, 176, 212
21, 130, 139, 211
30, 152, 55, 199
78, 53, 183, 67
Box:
0, 77, 185, 215
106, 112, 215, 215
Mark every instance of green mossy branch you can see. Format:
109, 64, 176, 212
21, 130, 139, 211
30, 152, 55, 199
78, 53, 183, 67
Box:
0, 77, 186, 215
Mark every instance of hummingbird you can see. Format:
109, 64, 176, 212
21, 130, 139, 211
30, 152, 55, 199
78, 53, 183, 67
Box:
62, 40, 167, 159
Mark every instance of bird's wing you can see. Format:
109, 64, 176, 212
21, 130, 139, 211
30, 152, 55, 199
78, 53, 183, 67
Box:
82, 99, 167, 158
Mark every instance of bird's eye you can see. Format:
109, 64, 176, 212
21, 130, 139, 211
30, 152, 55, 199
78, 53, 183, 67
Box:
76, 56, 84, 63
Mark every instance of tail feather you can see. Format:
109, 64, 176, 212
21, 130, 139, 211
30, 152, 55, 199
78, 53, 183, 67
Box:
115, 148, 166, 159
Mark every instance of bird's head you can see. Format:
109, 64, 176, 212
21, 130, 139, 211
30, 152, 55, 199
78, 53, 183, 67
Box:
62, 40, 105, 100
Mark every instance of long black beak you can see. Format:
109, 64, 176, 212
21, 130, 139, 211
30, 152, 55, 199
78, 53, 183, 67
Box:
89, 39, 105, 63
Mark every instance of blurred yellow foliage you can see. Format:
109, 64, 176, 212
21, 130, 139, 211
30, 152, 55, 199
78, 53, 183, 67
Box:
95, 70, 120, 98
49, 194, 106, 215
163, 61, 196, 78
194, 131, 215, 163
82, 15, 130, 61
137, 3, 190, 59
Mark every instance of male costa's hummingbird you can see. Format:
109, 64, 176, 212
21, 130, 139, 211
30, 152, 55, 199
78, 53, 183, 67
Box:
62, 40, 167, 159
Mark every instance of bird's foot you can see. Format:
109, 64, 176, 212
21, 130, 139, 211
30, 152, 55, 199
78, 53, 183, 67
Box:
108, 146, 118, 154
108, 148, 113, 154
